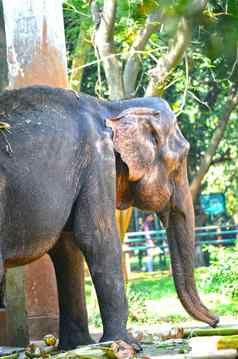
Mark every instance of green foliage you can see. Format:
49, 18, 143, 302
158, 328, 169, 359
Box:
64, 0, 90, 54
162, 1, 238, 214
201, 244, 238, 298
63, 0, 98, 94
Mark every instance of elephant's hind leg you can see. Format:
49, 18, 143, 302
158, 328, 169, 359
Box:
49, 232, 93, 350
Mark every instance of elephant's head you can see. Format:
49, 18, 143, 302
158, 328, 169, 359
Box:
106, 107, 219, 327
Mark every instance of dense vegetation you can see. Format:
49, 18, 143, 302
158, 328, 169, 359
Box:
63, 0, 238, 219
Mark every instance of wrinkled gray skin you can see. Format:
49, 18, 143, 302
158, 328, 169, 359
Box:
0, 86, 218, 349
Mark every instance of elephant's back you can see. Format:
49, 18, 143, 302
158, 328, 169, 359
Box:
0, 86, 86, 170
0, 86, 94, 222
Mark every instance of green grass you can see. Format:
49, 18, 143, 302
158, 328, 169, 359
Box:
128, 271, 174, 300
85, 269, 238, 329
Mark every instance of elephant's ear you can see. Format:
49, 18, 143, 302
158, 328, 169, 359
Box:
106, 108, 160, 182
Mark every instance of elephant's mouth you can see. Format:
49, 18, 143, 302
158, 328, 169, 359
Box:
132, 180, 172, 212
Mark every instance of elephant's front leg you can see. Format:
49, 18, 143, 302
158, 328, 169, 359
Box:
49, 232, 93, 349
73, 173, 135, 345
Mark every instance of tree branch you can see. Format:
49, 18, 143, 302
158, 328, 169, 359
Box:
91, 0, 124, 100
123, 11, 163, 98
144, 0, 208, 97
190, 85, 238, 201
210, 148, 232, 166
183, 0, 208, 16
145, 16, 191, 96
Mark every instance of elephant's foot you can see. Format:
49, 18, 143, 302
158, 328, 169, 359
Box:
100, 330, 142, 352
59, 326, 95, 350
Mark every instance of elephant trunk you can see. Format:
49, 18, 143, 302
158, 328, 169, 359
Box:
165, 162, 219, 327
167, 209, 219, 327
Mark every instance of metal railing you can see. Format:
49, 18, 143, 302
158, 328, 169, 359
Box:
124, 226, 238, 253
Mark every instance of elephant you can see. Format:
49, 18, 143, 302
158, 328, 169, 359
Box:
0, 85, 218, 349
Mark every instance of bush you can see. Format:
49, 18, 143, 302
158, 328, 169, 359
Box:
201, 244, 238, 298
127, 290, 151, 323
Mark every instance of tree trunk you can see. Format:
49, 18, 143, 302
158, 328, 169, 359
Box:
115, 208, 132, 284
145, 17, 191, 97
92, 0, 125, 100
123, 11, 161, 98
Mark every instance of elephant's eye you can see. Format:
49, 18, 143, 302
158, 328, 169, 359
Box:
150, 130, 159, 147
143, 121, 160, 147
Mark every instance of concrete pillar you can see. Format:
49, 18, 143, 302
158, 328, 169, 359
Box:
0, 0, 68, 345
0, 0, 7, 91
5, 268, 29, 346
2, 0, 67, 88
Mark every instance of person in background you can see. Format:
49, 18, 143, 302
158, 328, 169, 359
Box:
144, 214, 155, 272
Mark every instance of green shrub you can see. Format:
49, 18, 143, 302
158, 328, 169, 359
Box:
201, 244, 238, 298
